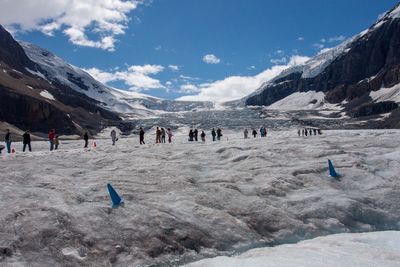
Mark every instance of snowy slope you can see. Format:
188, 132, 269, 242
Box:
20, 42, 213, 117
1, 130, 400, 266
246, 3, 400, 112
186, 231, 400, 267
370, 83, 400, 103
267, 91, 342, 111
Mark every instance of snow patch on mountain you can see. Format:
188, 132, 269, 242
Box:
266, 91, 342, 111
370, 83, 400, 103
39, 90, 55, 100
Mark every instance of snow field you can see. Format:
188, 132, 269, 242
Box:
185, 231, 400, 267
0, 130, 400, 266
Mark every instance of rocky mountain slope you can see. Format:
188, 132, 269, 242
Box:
0, 25, 213, 135
0, 25, 123, 135
245, 3, 400, 127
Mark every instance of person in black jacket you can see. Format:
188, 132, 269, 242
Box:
139, 127, 145, 145
188, 129, 194, 141
22, 130, 32, 152
211, 128, 216, 141
5, 129, 11, 153
252, 129, 257, 138
194, 129, 198, 141
83, 131, 89, 148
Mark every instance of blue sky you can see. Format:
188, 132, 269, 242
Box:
1, 0, 399, 101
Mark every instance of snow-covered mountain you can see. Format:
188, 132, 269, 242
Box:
0, 24, 214, 135
246, 3, 400, 125
21, 42, 213, 117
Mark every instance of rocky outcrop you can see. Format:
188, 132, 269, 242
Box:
246, 4, 400, 121
0, 25, 122, 135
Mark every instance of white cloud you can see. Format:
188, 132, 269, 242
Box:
178, 55, 310, 102
83, 64, 165, 91
270, 57, 287, 65
168, 65, 180, 71
202, 54, 221, 64
328, 35, 346, 42
0, 0, 144, 51
297, 37, 304, 41
179, 84, 201, 93
247, 65, 256, 70
313, 43, 325, 50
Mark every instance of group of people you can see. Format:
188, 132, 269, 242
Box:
1, 126, 325, 154
243, 126, 268, 139
1, 129, 35, 154
191, 128, 223, 142
0, 128, 63, 154
298, 128, 322, 137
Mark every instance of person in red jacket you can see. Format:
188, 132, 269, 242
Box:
48, 129, 55, 151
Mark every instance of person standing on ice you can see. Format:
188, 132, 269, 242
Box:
54, 135, 60, 150
161, 128, 166, 143
139, 127, 145, 145
216, 128, 222, 141
252, 129, 257, 138
260, 127, 264, 137
194, 129, 198, 141
155, 127, 161, 143
83, 131, 89, 148
48, 129, 55, 151
4, 129, 12, 153
244, 129, 249, 139
22, 130, 32, 152
188, 129, 194, 141
167, 128, 173, 143
200, 131, 206, 142
211, 128, 216, 141
298, 129, 301, 137
110, 129, 117, 145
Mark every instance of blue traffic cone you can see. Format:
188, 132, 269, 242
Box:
107, 183, 123, 208
328, 159, 340, 178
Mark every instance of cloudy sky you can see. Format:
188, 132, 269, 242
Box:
0, 0, 398, 101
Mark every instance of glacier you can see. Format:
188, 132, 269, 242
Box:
0, 129, 399, 266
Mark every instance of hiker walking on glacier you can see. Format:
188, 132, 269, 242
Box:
216, 128, 222, 141
83, 131, 89, 148
139, 127, 145, 145
4, 129, 12, 153
156, 127, 161, 143
211, 128, 216, 141
48, 129, 56, 151
194, 129, 199, 142
167, 128, 173, 143
161, 128, 166, 143
110, 129, 117, 145
252, 129, 257, 138
188, 129, 194, 141
244, 128, 249, 139
200, 131, 206, 142
22, 130, 32, 152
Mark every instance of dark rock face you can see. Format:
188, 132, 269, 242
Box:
351, 101, 398, 118
246, 6, 400, 122
0, 86, 76, 134
0, 25, 37, 72
0, 25, 122, 135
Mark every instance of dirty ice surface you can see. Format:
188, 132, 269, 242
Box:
185, 231, 400, 267
1, 130, 400, 266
